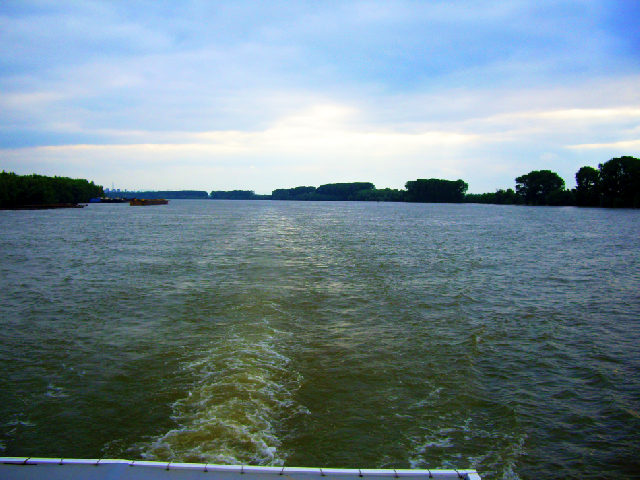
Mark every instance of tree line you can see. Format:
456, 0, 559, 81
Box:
271, 182, 382, 201
4, 156, 636, 208
208, 156, 639, 208
209, 190, 271, 200
211, 179, 469, 203
105, 190, 209, 199
0, 171, 104, 207
466, 156, 640, 208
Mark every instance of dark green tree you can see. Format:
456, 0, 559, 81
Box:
209, 190, 256, 200
0, 172, 103, 207
316, 182, 375, 200
495, 188, 520, 204
354, 188, 406, 202
515, 170, 565, 205
271, 186, 317, 200
546, 189, 575, 206
598, 156, 640, 208
464, 188, 521, 205
575, 166, 601, 207
271, 183, 375, 201
405, 179, 468, 203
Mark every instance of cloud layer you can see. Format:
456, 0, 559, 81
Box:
1, 0, 639, 193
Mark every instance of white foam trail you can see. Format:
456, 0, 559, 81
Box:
145, 319, 306, 465
408, 415, 526, 480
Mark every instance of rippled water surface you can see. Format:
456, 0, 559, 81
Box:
1, 201, 639, 479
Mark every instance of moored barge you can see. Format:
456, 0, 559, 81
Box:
129, 199, 169, 206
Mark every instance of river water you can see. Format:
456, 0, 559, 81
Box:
0, 200, 639, 479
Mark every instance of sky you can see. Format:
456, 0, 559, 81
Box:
1, 1, 639, 194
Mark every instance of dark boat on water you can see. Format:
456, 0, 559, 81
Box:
90, 197, 128, 203
129, 198, 169, 206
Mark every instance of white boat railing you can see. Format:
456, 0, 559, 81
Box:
0, 457, 481, 480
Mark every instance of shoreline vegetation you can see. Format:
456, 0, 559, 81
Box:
203, 155, 639, 208
466, 155, 640, 208
3, 156, 639, 209
0, 172, 103, 208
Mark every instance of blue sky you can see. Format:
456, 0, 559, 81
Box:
1, 0, 639, 193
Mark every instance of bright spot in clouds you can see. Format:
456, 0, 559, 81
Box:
1, 1, 639, 193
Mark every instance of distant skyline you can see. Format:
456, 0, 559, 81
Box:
1, 1, 639, 194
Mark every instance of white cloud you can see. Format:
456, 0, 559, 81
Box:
1, 1, 639, 194
568, 140, 640, 150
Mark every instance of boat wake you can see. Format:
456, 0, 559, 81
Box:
145, 319, 306, 465
407, 398, 526, 480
